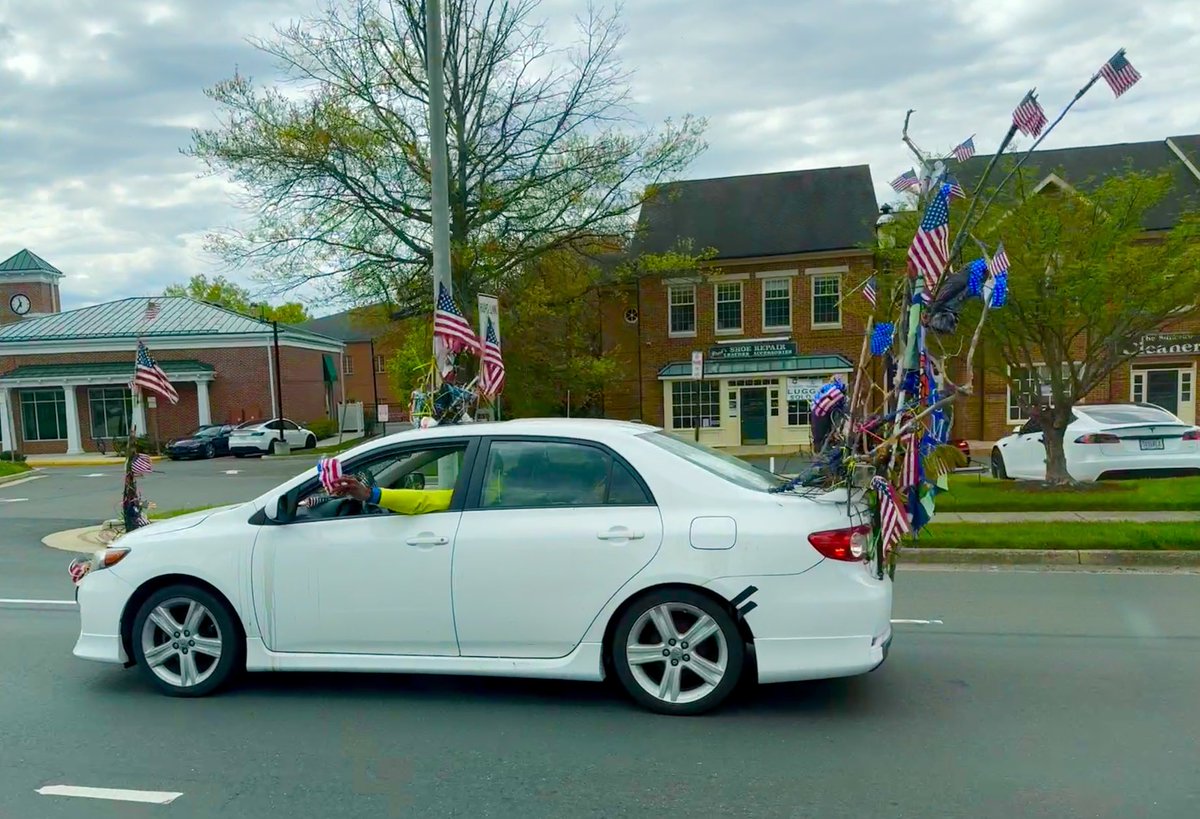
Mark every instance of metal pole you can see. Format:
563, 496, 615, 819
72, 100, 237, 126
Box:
272, 320, 284, 442
369, 338, 380, 430
426, 0, 452, 383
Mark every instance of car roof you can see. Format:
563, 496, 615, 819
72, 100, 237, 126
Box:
377, 417, 660, 445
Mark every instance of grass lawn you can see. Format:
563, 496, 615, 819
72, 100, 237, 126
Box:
915, 521, 1200, 550
936, 474, 1200, 512
0, 461, 31, 477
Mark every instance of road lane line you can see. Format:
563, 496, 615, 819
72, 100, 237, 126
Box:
0, 497, 28, 502
891, 618, 944, 625
83, 473, 110, 478
0, 599, 78, 611
0, 475, 46, 488
37, 785, 183, 804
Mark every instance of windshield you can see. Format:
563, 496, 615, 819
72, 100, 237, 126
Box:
192, 427, 220, 438
641, 431, 780, 492
1078, 405, 1181, 426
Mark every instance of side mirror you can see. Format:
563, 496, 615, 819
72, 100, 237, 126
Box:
262, 492, 296, 524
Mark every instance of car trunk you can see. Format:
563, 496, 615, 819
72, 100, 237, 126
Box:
1097, 422, 1194, 458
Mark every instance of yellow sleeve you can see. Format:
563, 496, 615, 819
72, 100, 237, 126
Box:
376, 488, 453, 515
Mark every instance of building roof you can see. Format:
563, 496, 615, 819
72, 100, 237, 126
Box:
657, 353, 855, 379
955, 135, 1200, 230
632, 166, 879, 261
0, 296, 341, 347
0, 360, 214, 383
0, 249, 65, 279
300, 304, 389, 343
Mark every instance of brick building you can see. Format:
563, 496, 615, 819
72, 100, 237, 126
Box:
0, 250, 344, 455
600, 166, 881, 454
300, 305, 396, 417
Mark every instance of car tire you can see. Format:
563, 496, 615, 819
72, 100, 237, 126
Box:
305, 435, 317, 450
204, 444, 215, 459
130, 584, 242, 698
610, 588, 745, 716
991, 449, 1010, 480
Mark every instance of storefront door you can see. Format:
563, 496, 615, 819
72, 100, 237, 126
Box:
1145, 370, 1179, 415
1134, 366, 1195, 424
740, 388, 767, 445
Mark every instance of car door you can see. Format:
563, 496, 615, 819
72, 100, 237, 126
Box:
1003, 418, 1047, 479
281, 419, 307, 448
451, 437, 664, 659
250, 440, 475, 655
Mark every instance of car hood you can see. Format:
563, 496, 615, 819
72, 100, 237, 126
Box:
127, 504, 242, 539
169, 438, 205, 446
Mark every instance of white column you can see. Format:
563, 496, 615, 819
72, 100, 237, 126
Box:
196, 380, 212, 426
62, 386, 83, 454
267, 345, 278, 419
131, 390, 147, 436
0, 388, 14, 453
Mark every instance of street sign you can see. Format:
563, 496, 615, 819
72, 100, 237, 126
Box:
691, 351, 703, 380
377, 404, 389, 423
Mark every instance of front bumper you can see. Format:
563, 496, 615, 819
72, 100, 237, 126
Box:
73, 568, 136, 665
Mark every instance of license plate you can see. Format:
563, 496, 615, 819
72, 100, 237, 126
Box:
1139, 438, 1164, 451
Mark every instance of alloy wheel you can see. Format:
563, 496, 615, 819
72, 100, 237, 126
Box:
139, 597, 224, 689
625, 602, 729, 705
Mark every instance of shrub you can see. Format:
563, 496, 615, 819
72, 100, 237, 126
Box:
0, 450, 26, 463
307, 418, 338, 440
113, 436, 161, 456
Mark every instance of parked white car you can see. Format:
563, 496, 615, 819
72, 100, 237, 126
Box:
227, 419, 318, 457
991, 403, 1200, 482
71, 419, 893, 715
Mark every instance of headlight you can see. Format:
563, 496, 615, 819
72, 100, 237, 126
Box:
91, 546, 131, 572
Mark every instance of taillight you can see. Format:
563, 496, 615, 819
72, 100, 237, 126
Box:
808, 526, 871, 562
1184, 429, 1200, 441
1075, 433, 1120, 444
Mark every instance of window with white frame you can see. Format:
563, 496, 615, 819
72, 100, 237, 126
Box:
19, 388, 67, 441
668, 285, 696, 336
762, 278, 791, 330
787, 399, 811, 426
811, 275, 841, 327
714, 282, 743, 333
88, 387, 132, 440
1132, 371, 1145, 403
1183, 370, 1193, 403
374, 355, 387, 374
1008, 364, 1076, 423
343, 355, 354, 376
671, 380, 720, 428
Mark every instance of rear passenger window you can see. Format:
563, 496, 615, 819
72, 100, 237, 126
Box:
607, 460, 650, 505
480, 440, 651, 509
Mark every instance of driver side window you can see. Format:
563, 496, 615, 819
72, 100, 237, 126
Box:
294, 444, 468, 520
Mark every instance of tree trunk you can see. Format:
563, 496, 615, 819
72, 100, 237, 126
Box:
1041, 411, 1073, 485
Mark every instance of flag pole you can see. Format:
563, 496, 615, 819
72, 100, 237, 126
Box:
426, 0, 452, 387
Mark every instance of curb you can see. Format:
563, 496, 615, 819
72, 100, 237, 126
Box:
25, 456, 166, 469
0, 468, 37, 486
899, 548, 1200, 567
42, 525, 108, 555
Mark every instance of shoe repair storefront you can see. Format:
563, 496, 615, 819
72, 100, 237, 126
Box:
657, 340, 853, 452
1128, 332, 1199, 425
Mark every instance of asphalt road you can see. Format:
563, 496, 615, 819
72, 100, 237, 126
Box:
2, 570, 1199, 818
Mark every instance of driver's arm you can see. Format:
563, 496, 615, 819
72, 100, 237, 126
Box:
330, 477, 452, 515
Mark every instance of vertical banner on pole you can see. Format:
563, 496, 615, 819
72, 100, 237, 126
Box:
690, 351, 703, 380
477, 293, 500, 348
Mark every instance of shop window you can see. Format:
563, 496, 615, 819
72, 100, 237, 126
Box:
1008, 364, 1076, 423
787, 399, 811, 427
374, 355, 387, 373
668, 285, 696, 336
1182, 371, 1193, 403
20, 388, 67, 441
1131, 372, 1145, 403
88, 387, 132, 440
715, 282, 742, 334
769, 389, 780, 417
343, 356, 354, 375
763, 278, 791, 330
811, 275, 841, 328
671, 381, 720, 429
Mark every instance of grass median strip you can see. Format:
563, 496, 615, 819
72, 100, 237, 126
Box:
0, 461, 31, 478
914, 521, 1200, 550
937, 475, 1200, 513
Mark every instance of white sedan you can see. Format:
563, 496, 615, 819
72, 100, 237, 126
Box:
227, 418, 318, 457
991, 403, 1200, 482
72, 419, 892, 715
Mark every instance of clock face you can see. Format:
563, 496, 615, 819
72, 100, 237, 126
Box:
9, 293, 31, 316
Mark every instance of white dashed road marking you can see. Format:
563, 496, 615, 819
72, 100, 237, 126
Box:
891, 618, 944, 625
224, 470, 241, 475
0, 475, 45, 488
83, 473, 110, 478
36, 785, 183, 805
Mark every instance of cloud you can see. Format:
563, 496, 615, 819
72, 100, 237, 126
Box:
1, 0, 1197, 312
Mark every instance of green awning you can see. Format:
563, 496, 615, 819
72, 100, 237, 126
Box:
0, 360, 214, 381
322, 354, 338, 383
658, 354, 854, 379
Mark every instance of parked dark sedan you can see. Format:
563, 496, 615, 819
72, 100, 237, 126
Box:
165, 425, 235, 460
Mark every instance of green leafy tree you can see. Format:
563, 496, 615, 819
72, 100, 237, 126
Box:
187, 0, 706, 315
163, 274, 311, 324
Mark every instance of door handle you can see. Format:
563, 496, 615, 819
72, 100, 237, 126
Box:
597, 528, 644, 541
406, 534, 449, 547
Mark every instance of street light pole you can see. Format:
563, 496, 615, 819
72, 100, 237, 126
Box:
272, 319, 284, 442
426, 0, 453, 382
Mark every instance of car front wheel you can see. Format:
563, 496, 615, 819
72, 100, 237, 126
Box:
610, 588, 745, 716
131, 584, 241, 697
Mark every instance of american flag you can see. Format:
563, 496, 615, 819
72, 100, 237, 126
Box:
812, 382, 845, 418
318, 456, 343, 494
945, 176, 966, 200
872, 476, 911, 555
434, 282, 479, 364
478, 317, 506, 398
906, 184, 951, 298
889, 169, 918, 193
302, 494, 336, 509
952, 136, 976, 162
144, 300, 161, 322
1012, 91, 1047, 137
863, 275, 878, 308
134, 342, 179, 404
900, 429, 921, 489
131, 453, 154, 476
988, 243, 1010, 277
1100, 49, 1141, 98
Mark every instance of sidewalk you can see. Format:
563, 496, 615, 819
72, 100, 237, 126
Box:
940, 511, 1200, 524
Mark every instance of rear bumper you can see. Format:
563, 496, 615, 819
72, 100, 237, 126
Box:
1072, 453, 1200, 481
229, 443, 268, 455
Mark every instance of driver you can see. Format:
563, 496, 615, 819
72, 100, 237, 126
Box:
329, 476, 452, 515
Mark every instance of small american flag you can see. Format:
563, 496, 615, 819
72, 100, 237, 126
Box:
478, 317, 506, 399
135, 342, 179, 404
900, 429, 921, 489
131, 453, 154, 476
945, 176, 966, 200
988, 243, 1010, 277
1099, 49, 1141, 98
906, 184, 951, 298
434, 283, 479, 360
302, 494, 336, 509
952, 136, 976, 162
872, 476, 911, 555
144, 300, 161, 322
318, 456, 343, 494
863, 276, 878, 308
1012, 91, 1047, 138
812, 382, 845, 418
890, 169, 918, 193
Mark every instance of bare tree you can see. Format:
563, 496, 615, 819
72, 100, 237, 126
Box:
188, 0, 706, 314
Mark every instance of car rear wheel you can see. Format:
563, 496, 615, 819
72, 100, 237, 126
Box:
305, 435, 317, 449
991, 449, 1010, 480
131, 584, 241, 697
610, 589, 745, 716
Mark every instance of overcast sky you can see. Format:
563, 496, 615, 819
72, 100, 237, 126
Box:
2, 0, 1196, 312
